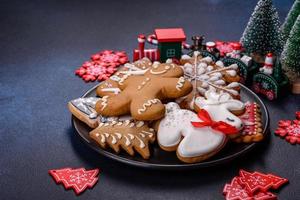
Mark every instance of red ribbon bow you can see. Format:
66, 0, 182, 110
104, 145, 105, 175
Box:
191, 109, 238, 135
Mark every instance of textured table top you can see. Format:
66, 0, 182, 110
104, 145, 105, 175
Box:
1, 0, 299, 199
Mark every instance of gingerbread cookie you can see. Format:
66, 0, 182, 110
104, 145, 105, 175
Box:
234, 102, 263, 143
181, 52, 241, 86
90, 120, 155, 159
194, 90, 245, 129
157, 102, 242, 163
68, 97, 100, 128
96, 57, 153, 97
95, 61, 193, 121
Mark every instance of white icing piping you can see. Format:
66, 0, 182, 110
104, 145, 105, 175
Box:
176, 77, 185, 91
137, 99, 161, 114
101, 88, 121, 94
100, 96, 109, 111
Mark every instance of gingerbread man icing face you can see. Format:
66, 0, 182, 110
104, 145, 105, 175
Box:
95, 61, 193, 121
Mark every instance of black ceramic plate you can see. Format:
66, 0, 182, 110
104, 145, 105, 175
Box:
72, 84, 269, 170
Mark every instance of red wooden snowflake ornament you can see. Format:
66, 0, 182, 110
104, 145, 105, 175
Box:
49, 168, 100, 195
75, 50, 128, 82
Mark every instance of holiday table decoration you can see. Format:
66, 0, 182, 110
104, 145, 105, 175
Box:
281, 15, 300, 94
75, 50, 128, 82
280, 0, 300, 46
275, 116, 300, 145
49, 168, 100, 195
240, 0, 283, 63
252, 54, 289, 100
223, 170, 288, 200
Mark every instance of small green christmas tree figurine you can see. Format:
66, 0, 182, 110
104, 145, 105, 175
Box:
282, 15, 300, 89
240, 0, 283, 57
281, 0, 300, 45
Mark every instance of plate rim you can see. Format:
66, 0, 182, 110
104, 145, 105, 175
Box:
72, 83, 269, 170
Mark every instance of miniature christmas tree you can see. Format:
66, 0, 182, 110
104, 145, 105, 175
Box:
281, 0, 300, 45
281, 15, 300, 77
240, 0, 283, 56
273, 57, 283, 83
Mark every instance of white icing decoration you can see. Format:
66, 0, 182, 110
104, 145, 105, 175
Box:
101, 88, 121, 94
118, 74, 130, 85
127, 133, 134, 140
104, 133, 109, 137
129, 123, 135, 128
124, 136, 131, 146
137, 77, 151, 90
150, 69, 167, 75
181, 54, 191, 59
136, 137, 145, 148
116, 122, 123, 126
124, 120, 130, 126
114, 133, 122, 139
137, 99, 161, 114
141, 130, 154, 138
100, 96, 109, 111
95, 133, 100, 137
226, 70, 237, 76
100, 134, 105, 143
158, 103, 226, 158
139, 133, 145, 138
135, 121, 144, 128
176, 77, 185, 91
227, 82, 239, 88
166, 59, 173, 63
110, 75, 121, 81
111, 135, 117, 144
215, 60, 224, 67
119, 69, 148, 75
194, 90, 244, 130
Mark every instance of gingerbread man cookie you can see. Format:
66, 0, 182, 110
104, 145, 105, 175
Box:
90, 120, 155, 159
157, 102, 242, 163
96, 57, 153, 97
95, 61, 193, 121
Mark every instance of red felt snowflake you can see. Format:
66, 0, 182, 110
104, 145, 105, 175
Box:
75, 50, 128, 82
49, 168, 100, 195
275, 119, 300, 145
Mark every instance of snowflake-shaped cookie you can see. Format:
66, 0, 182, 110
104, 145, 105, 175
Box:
275, 119, 300, 144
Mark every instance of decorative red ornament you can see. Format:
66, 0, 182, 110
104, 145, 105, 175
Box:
275, 119, 300, 145
223, 177, 252, 200
223, 170, 287, 200
75, 50, 128, 82
49, 168, 100, 195
296, 111, 300, 120
237, 170, 288, 195
191, 109, 238, 135
267, 174, 289, 190
215, 41, 242, 57
253, 192, 277, 200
